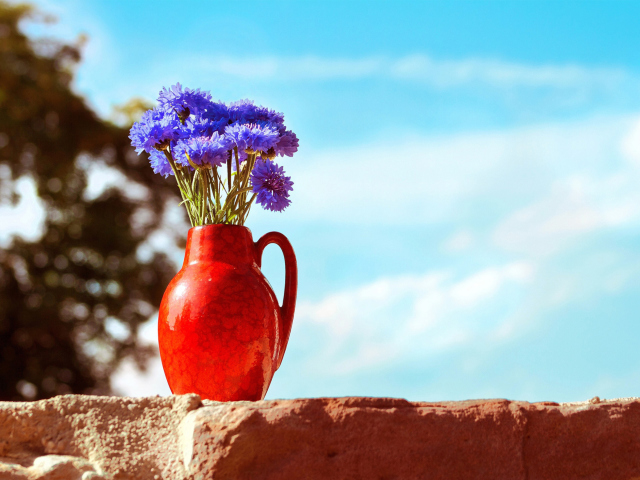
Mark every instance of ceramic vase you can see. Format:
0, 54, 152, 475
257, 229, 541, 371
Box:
158, 224, 297, 401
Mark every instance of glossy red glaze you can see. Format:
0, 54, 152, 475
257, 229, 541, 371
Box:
158, 224, 297, 401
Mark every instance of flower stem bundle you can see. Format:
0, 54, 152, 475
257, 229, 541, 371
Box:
129, 84, 298, 227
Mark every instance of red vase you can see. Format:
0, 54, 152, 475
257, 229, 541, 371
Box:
158, 224, 297, 401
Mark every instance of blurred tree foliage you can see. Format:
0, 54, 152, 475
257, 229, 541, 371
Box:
0, 2, 183, 400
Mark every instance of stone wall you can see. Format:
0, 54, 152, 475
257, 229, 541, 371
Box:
1, 395, 639, 479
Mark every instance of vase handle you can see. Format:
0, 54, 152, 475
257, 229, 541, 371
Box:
255, 232, 298, 370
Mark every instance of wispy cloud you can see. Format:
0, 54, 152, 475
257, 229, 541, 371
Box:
492, 172, 640, 257
73, 52, 639, 119
491, 116, 640, 256
185, 54, 631, 91
388, 55, 629, 89
272, 113, 640, 228
294, 261, 535, 375
192, 55, 384, 81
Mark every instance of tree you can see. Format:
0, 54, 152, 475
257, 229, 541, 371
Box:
0, 2, 183, 399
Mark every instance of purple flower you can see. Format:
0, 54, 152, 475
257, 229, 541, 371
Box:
129, 107, 182, 154
225, 122, 280, 153
202, 101, 231, 123
181, 116, 228, 138
174, 133, 233, 168
275, 130, 299, 157
130, 84, 299, 186
158, 83, 219, 119
228, 99, 285, 127
250, 159, 293, 212
149, 149, 174, 177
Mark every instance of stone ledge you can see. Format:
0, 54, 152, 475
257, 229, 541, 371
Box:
1, 395, 639, 479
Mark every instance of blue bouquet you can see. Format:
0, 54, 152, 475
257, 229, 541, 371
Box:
129, 84, 298, 226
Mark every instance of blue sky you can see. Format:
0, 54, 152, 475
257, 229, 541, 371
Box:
11, 0, 640, 402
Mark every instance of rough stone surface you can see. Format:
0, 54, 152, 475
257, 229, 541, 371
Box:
1, 395, 640, 479
0, 394, 202, 480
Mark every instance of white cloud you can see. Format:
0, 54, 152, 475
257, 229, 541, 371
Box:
76, 53, 638, 119
389, 55, 629, 89
177, 53, 632, 92
280, 114, 637, 229
442, 230, 474, 252
79, 53, 635, 121
493, 171, 640, 257
620, 117, 640, 168
297, 261, 535, 374
493, 180, 601, 256
192, 55, 384, 80
449, 262, 534, 307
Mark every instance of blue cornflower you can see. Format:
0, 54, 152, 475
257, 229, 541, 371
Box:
149, 149, 174, 177
129, 107, 182, 154
275, 130, 299, 157
180, 116, 228, 138
227, 99, 285, 127
250, 159, 293, 212
158, 83, 216, 119
173, 133, 233, 168
225, 122, 280, 154
202, 101, 231, 124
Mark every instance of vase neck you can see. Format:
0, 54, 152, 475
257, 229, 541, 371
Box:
183, 225, 256, 267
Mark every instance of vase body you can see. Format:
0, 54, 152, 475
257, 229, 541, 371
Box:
158, 224, 297, 401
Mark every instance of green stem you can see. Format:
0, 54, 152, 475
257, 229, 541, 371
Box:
227, 150, 232, 193
241, 193, 257, 225
212, 167, 222, 210
204, 168, 215, 223
163, 149, 195, 226
201, 170, 208, 225
164, 146, 261, 227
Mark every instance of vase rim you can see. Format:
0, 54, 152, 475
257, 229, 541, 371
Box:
188, 224, 251, 233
